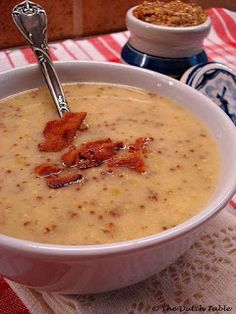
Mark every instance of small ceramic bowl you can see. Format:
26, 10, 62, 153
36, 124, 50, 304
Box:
126, 6, 211, 58
122, 6, 211, 78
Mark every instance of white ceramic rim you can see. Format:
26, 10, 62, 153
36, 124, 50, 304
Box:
127, 6, 211, 32
0, 61, 235, 257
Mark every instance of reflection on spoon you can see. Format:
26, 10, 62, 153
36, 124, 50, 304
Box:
12, 0, 70, 117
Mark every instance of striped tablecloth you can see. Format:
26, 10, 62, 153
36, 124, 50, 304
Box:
1, 8, 236, 72
0, 8, 236, 314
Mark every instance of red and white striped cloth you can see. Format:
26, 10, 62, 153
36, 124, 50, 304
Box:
1, 9, 236, 72
0, 8, 235, 314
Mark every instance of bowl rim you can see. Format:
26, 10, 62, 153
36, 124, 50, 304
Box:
0, 60, 235, 257
127, 5, 211, 32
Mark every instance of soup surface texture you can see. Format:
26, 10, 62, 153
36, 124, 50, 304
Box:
0, 83, 220, 244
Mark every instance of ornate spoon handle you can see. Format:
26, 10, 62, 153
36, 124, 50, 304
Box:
12, 1, 70, 117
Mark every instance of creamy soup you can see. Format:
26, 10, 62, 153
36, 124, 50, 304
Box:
0, 83, 220, 244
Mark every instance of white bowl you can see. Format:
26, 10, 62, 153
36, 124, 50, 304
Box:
126, 6, 211, 58
0, 61, 235, 294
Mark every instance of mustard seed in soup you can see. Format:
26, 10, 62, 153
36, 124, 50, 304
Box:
0, 83, 220, 244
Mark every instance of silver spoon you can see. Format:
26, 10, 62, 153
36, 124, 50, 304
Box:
12, 0, 70, 117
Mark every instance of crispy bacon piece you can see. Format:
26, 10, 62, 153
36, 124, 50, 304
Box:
34, 163, 61, 177
128, 137, 153, 153
79, 139, 124, 161
43, 112, 87, 137
77, 159, 102, 170
39, 112, 87, 152
107, 152, 145, 173
46, 173, 83, 189
61, 146, 79, 167
38, 137, 68, 153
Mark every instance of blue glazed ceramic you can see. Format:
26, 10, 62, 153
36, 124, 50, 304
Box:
121, 43, 208, 79
181, 62, 236, 125
180, 63, 206, 85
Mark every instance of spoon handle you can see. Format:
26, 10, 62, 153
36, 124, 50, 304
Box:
12, 1, 70, 117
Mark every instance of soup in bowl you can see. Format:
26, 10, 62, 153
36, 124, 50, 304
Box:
0, 61, 235, 294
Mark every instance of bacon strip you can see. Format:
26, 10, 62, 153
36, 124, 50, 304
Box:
79, 139, 124, 161
128, 137, 153, 153
39, 112, 87, 152
61, 146, 78, 167
77, 159, 102, 170
46, 173, 83, 189
107, 137, 153, 173
34, 164, 61, 177
107, 152, 145, 173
